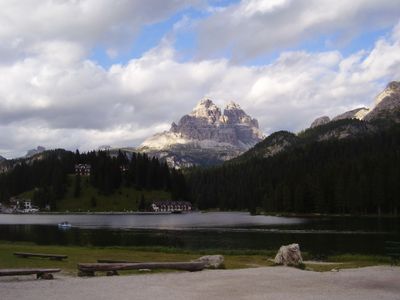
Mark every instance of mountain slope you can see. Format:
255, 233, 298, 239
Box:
188, 122, 400, 215
231, 131, 299, 163
235, 80, 400, 164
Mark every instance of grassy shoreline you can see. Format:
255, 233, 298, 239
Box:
0, 241, 392, 276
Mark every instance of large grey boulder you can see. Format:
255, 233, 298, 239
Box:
194, 255, 225, 269
274, 243, 303, 266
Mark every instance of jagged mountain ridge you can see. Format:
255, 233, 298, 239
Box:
234, 80, 400, 163
138, 99, 264, 168
310, 81, 400, 127
304, 83, 398, 144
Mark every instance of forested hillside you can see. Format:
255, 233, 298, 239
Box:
187, 124, 400, 215
0, 150, 186, 210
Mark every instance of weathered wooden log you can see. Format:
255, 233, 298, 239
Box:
78, 262, 206, 274
97, 259, 139, 263
0, 268, 61, 279
14, 252, 67, 260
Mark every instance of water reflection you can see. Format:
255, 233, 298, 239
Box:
0, 212, 304, 229
0, 212, 399, 255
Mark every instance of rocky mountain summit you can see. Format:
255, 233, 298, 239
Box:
25, 146, 46, 158
363, 81, 400, 122
310, 81, 400, 128
138, 99, 264, 168
310, 116, 330, 128
306, 81, 400, 142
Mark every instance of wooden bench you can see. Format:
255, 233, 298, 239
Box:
0, 268, 61, 279
14, 252, 68, 261
385, 241, 400, 265
78, 262, 206, 276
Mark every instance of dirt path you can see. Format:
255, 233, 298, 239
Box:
1, 266, 399, 300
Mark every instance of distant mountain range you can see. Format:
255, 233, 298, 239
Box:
137, 80, 400, 168
1, 81, 399, 170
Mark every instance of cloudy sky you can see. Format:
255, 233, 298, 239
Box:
1, 0, 400, 158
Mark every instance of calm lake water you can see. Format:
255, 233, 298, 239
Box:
0, 212, 399, 255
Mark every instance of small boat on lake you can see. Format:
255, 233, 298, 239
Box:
58, 221, 72, 229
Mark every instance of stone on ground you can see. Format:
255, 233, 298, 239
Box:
274, 243, 303, 266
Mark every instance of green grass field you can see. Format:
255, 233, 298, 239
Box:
0, 241, 392, 277
0, 242, 276, 276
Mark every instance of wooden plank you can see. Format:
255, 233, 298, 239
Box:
78, 262, 206, 273
14, 252, 68, 260
0, 268, 61, 276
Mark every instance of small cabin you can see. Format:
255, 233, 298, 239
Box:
9, 198, 39, 213
151, 201, 192, 213
22, 199, 39, 213
75, 164, 91, 176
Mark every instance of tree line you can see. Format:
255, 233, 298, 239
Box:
75, 150, 186, 199
187, 124, 400, 215
0, 149, 187, 210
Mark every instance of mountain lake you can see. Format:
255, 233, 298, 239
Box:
0, 212, 399, 255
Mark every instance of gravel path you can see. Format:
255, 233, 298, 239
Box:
1, 266, 399, 300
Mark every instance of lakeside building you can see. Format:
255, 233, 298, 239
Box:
151, 201, 192, 213
7, 197, 39, 213
75, 164, 91, 176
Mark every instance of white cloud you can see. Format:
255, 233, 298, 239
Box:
0, 1, 400, 158
2, 21, 400, 158
197, 0, 400, 60
0, 0, 202, 63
